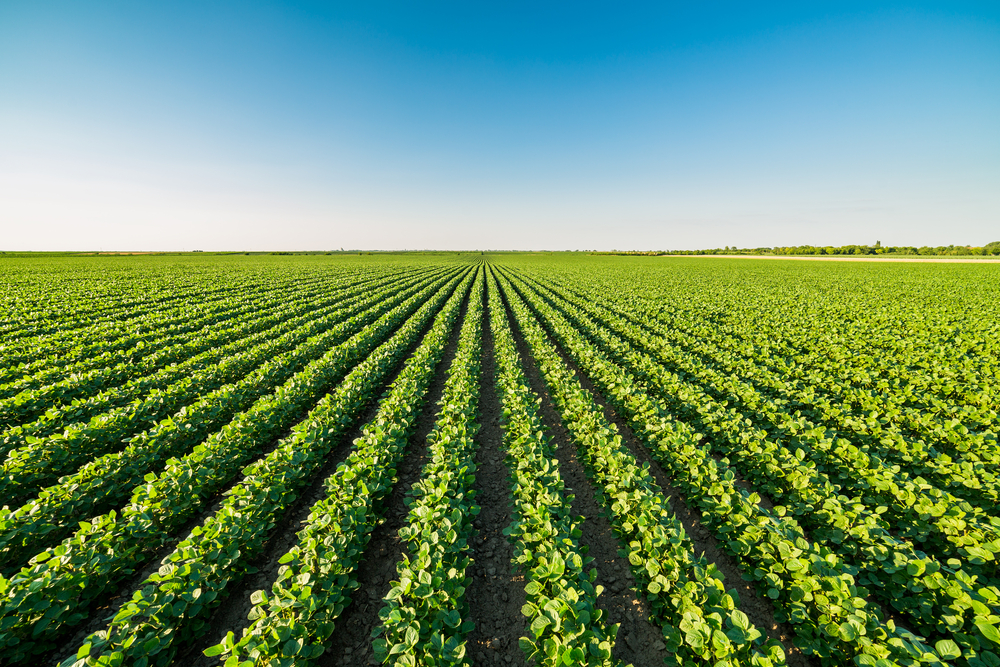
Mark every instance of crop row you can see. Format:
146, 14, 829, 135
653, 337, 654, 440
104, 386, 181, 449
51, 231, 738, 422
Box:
0, 267, 412, 400
372, 269, 485, 666
60, 268, 475, 667
542, 268, 999, 466
0, 268, 467, 663
209, 267, 482, 667
0, 271, 451, 507
519, 270, 1000, 634
559, 276, 1000, 509
494, 268, 788, 667
0, 270, 344, 382
0, 267, 441, 435
486, 271, 619, 667
0, 262, 306, 344
506, 269, 1000, 594
0, 268, 452, 572
496, 266, 958, 666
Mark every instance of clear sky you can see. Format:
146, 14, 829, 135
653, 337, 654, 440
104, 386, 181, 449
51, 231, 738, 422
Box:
1, 2, 997, 251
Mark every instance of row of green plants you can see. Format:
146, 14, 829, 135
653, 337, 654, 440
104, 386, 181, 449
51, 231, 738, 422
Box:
0, 268, 448, 502
501, 268, 1000, 666
582, 280, 1000, 508
532, 268, 1000, 506
0, 271, 353, 422
0, 259, 301, 344
0, 271, 466, 663
372, 272, 485, 666
514, 270, 1000, 577
0, 273, 229, 342
207, 268, 480, 667
620, 307, 1000, 579
495, 270, 787, 667
603, 305, 1000, 578
521, 268, 1000, 575
486, 273, 620, 667
0, 286, 258, 400
0, 269, 448, 572
1, 303, 273, 432
0, 270, 386, 450
0, 268, 408, 399
0, 270, 318, 376
616, 277, 1000, 453
673, 309, 996, 506
0, 273, 451, 507
1, 296, 399, 503
0, 263, 364, 371
540, 262, 998, 448
61, 271, 475, 667
497, 267, 950, 667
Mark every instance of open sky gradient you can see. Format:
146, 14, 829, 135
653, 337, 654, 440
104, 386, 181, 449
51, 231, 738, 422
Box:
1, 1, 997, 251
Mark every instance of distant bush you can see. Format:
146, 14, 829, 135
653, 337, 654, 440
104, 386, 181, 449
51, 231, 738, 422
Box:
599, 243, 1000, 257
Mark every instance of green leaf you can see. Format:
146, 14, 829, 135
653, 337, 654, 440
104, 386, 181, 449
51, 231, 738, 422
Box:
977, 651, 1000, 667
978, 620, 1000, 645
530, 615, 551, 638
935, 639, 961, 661
282, 638, 304, 657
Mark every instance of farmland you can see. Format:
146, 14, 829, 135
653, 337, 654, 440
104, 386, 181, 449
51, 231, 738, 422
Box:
0, 253, 998, 667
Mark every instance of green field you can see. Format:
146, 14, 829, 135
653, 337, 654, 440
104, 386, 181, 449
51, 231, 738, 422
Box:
0, 253, 998, 667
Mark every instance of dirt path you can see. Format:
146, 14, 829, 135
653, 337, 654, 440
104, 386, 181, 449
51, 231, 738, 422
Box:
464, 283, 530, 667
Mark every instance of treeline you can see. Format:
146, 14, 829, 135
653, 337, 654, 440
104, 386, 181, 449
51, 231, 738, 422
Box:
600, 241, 1000, 257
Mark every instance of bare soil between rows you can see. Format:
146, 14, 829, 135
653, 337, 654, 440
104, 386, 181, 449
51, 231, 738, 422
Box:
464, 282, 531, 667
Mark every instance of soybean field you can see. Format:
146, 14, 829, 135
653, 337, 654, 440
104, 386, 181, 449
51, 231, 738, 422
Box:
1, 253, 998, 667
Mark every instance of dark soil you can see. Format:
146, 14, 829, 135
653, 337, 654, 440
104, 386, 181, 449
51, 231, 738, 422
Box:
316, 287, 470, 667
464, 286, 529, 667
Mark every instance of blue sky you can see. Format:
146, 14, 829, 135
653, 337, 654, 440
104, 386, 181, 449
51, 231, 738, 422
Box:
1, 2, 997, 250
